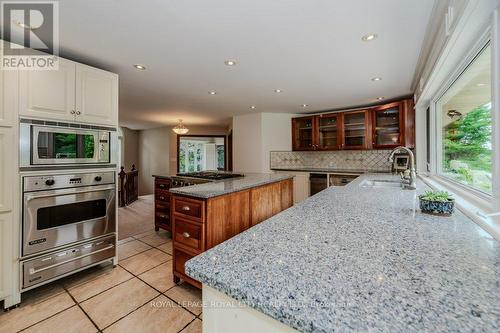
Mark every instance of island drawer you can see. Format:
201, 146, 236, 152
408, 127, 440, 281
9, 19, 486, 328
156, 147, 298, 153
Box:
155, 178, 171, 190
173, 217, 204, 252
173, 196, 205, 222
155, 189, 170, 203
173, 248, 201, 288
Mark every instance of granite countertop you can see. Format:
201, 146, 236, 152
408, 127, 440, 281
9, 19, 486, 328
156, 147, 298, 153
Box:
185, 173, 500, 332
271, 167, 388, 174
168, 173, 294, 199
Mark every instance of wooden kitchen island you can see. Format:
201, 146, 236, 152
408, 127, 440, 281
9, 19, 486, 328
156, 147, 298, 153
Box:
153, 173, 294, 288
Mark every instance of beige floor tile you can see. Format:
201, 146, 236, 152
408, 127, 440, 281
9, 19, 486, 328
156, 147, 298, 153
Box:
132, 229, 157, 239
156, 239, 173, 254
138, 261, 175, 292
117, 239, 152, 260
80, 278, 159, 330
68, 266, 134, 302
119, 248, 171, 275
117, 237, 135, 245
22, 306, 97, 333
21, 280, 66, 302
181, 319, 202, 333
104, 295, 194, 333
164, 283, 203, 315
0, 292, 74, 333
138, 232, 170, 247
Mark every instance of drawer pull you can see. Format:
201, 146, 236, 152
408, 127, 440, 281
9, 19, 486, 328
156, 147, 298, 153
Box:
159, 214, 167, 219
181, 206, 191, 211
182, 232, 191, 238
159, 196, 165, 200
159, 184, 166, 188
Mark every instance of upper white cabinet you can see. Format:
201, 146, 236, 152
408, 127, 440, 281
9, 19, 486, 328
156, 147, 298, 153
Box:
19, 58, 118, 126
19, 58, 76, 121
0, 66, 18, 127
76, 64, 118, 125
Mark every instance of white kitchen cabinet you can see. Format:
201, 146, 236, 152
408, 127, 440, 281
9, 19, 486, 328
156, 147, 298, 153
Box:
19, 58, 76, 121
19, 58, 118, 126
0, 128, 14, 213
76, 64, 118, 125
0, 70, 18, 127
274, 171, 310, 204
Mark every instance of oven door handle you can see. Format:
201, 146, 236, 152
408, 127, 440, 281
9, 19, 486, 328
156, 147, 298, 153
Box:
28, 244, 115, 275
25, 185, 115, 201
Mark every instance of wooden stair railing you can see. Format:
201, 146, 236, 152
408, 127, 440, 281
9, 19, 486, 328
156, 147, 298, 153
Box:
119, 165, 139, 207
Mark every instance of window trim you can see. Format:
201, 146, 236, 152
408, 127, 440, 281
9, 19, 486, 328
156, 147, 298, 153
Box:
428, 28, 495, 202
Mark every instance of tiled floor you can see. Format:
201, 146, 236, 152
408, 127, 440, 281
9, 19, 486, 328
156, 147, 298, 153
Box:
0, 230, 202, 333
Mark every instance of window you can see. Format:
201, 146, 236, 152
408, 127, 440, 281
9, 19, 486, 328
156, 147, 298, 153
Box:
436, 44, 492, 194
177, 136, 226, 173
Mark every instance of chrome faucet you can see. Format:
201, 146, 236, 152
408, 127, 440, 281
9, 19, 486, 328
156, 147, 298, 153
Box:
388, 146, 417, 190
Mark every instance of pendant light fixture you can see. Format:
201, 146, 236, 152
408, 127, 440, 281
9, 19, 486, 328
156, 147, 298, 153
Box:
173, 119, 189, 134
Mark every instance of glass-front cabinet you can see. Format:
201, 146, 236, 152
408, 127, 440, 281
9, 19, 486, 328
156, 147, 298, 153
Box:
292, 116, 316, 150
290, 99, 414, 151
342, 111, 369, 149
372, 102, 403, 148
317, 114, 341, 150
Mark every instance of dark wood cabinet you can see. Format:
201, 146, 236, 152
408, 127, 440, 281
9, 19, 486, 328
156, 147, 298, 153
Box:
292, 116, 316, 150
372, 101, 404, 148
342, 110, 371, 150
291, 98, 414, 151
317, 113, 341, 150
154, 178, 172, 232
171, 179, 294, 288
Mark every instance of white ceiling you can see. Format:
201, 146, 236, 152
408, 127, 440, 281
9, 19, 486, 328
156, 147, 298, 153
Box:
55, 0, 435, 129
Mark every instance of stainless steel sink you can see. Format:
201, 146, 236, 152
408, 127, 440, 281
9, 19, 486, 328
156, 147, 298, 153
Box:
359, 179, 402, 188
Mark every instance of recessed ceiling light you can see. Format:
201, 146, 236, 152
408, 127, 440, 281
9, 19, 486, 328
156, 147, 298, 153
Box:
133, 64, 146, 70
13, 20, 32, 29
208, 91, 217, 95
371, 77, 382, 81
301, 104, 309, 107
250, 105, 256, 109
274, 89, 282, 93
376, 97, 385, 100
362, 34, 378, 42
224, 60, 236, 66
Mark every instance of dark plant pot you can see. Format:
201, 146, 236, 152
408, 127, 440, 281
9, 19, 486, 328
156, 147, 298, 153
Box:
419, 197, 455, 216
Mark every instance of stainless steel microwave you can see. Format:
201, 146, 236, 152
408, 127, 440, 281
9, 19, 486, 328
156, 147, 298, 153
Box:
20, 119, 117, 169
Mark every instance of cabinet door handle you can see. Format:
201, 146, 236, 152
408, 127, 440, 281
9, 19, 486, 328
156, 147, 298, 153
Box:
182, 232, 190, 238
181, 205, 191, 211
70, 110, 75, 115
76, 110, 81, 115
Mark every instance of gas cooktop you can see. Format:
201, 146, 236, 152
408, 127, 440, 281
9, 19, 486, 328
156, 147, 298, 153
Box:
177, 171, 244, 180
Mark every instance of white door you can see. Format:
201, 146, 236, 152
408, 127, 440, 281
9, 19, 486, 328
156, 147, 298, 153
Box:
19, 58, 76, 121
75, 64, 118, 125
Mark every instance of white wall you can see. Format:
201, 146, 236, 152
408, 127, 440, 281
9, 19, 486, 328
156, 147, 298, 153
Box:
138, 127, 170, 195
233, 113, 263, 173
233, 112, 298, 173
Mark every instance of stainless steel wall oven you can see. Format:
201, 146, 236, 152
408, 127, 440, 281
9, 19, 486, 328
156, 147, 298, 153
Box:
21, 171, 117, 289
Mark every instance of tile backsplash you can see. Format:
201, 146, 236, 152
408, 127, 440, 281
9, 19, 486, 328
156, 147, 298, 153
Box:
270, 150, 393, 171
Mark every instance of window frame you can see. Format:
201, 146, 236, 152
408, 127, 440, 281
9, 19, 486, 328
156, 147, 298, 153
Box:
428, 29, 495, 203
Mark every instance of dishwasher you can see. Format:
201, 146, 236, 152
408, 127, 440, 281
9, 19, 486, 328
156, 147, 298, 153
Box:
309, 173, 328, 195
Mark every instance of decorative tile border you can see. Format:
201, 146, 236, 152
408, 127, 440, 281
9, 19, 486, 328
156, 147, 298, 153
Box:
270, 150, 393, 171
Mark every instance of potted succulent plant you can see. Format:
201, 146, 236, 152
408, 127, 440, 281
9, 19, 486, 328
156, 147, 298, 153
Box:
419, 190, 455, 216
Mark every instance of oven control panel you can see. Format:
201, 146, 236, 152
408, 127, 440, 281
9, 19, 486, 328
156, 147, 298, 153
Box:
24, 171, 116, 192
